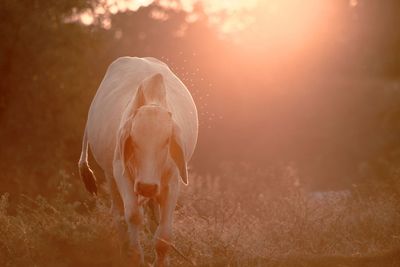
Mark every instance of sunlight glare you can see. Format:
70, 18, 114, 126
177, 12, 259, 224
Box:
84, 0, 334, 53
234, 0, 332, 54
80, 12, 94, 25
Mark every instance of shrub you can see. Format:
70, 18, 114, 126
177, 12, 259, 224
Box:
1, 165, 399, 266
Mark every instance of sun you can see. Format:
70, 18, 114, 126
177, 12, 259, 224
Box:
242, 0, 330, 48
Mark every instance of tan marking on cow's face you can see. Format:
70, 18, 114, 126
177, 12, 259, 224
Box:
128, 105, 173, 196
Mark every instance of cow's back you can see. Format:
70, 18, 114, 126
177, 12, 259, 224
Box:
86, 57, 198, 172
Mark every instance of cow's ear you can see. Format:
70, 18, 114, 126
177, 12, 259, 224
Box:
170, 122, 188, 185
115, 120, 134, 176
118, 86, 144, 152
114, 86, 145, 174
122, 136, 135, 175
131, 85, 146, 116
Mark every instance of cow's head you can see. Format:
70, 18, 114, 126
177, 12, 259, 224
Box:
116, 73, 188, 198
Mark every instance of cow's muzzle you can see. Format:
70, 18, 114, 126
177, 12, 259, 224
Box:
135, 182, 159, 197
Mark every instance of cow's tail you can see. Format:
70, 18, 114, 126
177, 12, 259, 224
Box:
78, 128, 97, 195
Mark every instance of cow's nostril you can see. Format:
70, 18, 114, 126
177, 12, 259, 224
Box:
136, 182, 158, 197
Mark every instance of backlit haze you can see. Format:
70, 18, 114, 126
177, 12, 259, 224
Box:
1, 0, 400, 263
83, 0, 343, 45
77, 0, 398, 190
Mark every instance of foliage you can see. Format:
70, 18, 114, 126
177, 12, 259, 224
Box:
1, 1, 400, 196
0, 167, 399, 267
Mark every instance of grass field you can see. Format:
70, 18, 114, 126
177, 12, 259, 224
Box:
1, 166, 399, 267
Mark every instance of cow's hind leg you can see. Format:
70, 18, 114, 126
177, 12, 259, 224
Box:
106, 174, 124, 221
106, 174, 126, 249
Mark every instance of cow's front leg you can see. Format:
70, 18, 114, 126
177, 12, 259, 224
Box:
124, 194, 143, 266
113, 162, 144, 266
154, 175, 179, 267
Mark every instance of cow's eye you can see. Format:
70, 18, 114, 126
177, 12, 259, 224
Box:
163, 138, 170, 147
131, 140, 138, 149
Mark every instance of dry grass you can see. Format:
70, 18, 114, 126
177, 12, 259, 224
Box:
1, 165, 399, 267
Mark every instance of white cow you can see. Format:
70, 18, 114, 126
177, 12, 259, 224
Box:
78, 57, 198, 266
